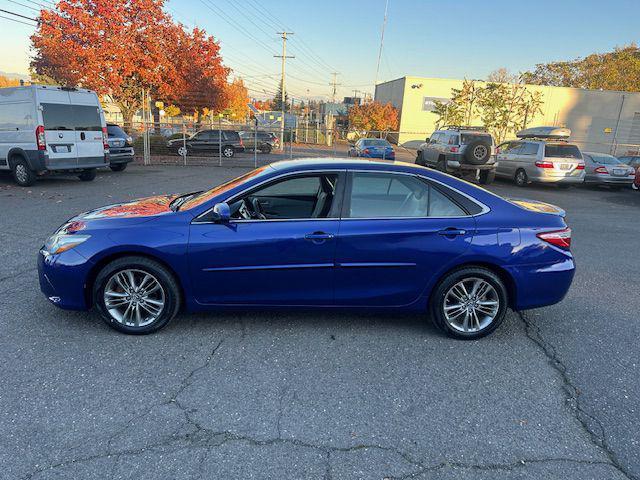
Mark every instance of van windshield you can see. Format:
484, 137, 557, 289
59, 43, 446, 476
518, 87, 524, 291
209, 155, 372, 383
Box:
544, 144, 582, 159
42, 103, 102, 131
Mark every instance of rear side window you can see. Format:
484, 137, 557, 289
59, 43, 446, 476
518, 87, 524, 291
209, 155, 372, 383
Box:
72, 105, 102, 131
0, 102, 34, 130
42, 103, 73, 130
224, 131, 240, 141
107, 124, 127, 137
347, 172, 466, 218
520, 143, 539, 155
544, 144, 582, 159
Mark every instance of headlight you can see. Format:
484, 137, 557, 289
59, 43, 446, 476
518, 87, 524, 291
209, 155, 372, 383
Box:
127, 136, 133, 144
44, 234, 91, 255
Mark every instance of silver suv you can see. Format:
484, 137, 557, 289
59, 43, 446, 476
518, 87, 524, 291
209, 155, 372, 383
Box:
495, 127, 585, 187
416, 126, 496, 184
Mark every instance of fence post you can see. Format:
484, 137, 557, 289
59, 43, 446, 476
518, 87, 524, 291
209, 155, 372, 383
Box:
253, 118, 258, 168
218, 116, 222, 167
182, 120, 187, 166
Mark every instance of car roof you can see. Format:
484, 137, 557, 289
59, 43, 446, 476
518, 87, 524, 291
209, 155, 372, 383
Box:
269, 158, 423, 173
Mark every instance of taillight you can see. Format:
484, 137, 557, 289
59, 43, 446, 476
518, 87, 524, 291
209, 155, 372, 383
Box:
239, 137, 244, 147
535, 160, 554, 168
496, 147, 501, 154
363, 148, 370, 154
576, 164, 585, 170
594, 166, 607, 174
537, 228, 572, 249
36, 125, 46, 151
449, 146, 459, 153
102, 127, 109, 150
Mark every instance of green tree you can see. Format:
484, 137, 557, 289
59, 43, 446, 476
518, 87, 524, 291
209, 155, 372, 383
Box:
521, 43, 640, 92
272, 80, 289, 111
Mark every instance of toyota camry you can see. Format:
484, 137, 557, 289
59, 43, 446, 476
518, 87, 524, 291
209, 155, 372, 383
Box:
38, 159, 575, 339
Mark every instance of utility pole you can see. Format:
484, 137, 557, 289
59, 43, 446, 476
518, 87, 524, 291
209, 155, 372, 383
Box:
275, 32, 294, 150
329, 72, 341, 103
352, 89, 361, 102
374, 0, 389, 88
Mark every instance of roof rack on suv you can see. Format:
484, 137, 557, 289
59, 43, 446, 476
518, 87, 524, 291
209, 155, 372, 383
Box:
444, 125, 488, 132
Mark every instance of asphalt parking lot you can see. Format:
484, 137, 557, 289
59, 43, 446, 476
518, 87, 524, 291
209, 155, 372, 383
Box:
1, 158, 639, 480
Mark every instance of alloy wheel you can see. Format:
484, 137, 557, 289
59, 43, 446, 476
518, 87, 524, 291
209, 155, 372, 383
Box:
223, 147, 234, 157
443, 277, 499, 333
103, 269, 165, 327
15, 164, 28, 184
177, 146, 188, 157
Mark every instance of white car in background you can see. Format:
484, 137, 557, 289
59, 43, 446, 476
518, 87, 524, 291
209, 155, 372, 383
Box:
0, 84, 108, 186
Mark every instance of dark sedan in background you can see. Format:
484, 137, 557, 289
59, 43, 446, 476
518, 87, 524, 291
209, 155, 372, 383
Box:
106, 123, 134, 172
166, 129, 245, 158
348, 138, 395, 159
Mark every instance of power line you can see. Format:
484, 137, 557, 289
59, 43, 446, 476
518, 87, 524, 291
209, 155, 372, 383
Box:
329, 72, 341, 103
0, 8, 37, 22
5, 0, 40, 12
0, 13, 34, 25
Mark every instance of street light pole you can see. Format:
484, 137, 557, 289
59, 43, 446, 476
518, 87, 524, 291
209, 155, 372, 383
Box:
275, 32, 294, 151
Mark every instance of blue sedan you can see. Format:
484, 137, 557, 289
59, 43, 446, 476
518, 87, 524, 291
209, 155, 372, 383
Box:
38, 159, 575, 339
348, 138, 395, 159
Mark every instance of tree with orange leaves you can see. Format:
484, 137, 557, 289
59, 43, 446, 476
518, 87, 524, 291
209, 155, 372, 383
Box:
348, 101, 399, 132
221, 78, 249, 120
31, 0, 229, 126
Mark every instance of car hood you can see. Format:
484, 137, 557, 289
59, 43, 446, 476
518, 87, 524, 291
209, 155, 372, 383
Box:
74, 194, 179, 221
507, 198, 566, 217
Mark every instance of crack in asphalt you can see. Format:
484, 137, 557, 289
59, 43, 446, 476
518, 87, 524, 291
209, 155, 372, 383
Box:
20, 313, 634, 480
518, 311, 636, 480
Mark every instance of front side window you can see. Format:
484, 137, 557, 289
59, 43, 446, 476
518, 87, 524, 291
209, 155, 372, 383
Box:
347, 172, 466, 218
229, 174, 339, 220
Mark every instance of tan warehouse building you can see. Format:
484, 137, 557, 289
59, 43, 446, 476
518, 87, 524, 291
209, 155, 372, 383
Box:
375, 76, 640, 154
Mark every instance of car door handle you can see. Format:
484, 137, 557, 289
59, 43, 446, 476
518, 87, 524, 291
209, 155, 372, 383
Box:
305, 232, 334, 243
438, 228, 467, 237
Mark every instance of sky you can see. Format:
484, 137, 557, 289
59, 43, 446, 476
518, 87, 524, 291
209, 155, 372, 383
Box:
1, 0, 639, 101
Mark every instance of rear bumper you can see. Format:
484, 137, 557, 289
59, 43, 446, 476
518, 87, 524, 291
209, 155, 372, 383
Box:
506, 258, 575, 310
45, 156, 108, 171
530, 169, 585, 183
585, 175, 634, 185
38, 248, 91, 311
445, 153, 496, 171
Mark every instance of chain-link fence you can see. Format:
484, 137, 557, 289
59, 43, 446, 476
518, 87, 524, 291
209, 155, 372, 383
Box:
118, 119, 640, 168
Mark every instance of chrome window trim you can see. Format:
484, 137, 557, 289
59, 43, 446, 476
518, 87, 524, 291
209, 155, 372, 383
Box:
192, 167, 490, 224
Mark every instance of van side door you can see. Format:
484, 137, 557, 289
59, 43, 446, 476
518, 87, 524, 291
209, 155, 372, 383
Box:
69, 91, 105, 167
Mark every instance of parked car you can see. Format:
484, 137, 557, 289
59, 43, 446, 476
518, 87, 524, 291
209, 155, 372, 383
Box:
348, 138, 395, 159
617, 155, 640, 173
495, 127, 585, 188
38, 159, 575, 339
416, 126, 496, 184
582, 152, 635, 189
239, 130, 278, 153
166, 129, 245, 158
0, 84, 108, 186
106, 123, 134, 172
634, 167, 640, 191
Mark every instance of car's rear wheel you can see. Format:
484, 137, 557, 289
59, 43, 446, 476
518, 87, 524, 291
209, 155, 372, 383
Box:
514, 169, 528, 187
430, 267, 508, 340
78, 168, 96, 182
177, 146, 189, 157
11, 157, 36, 187
110, 163, 127, 172
93, 256, 181, 334
260, 144, 272, 154
222, 146, 235, 158
436, 157, 446, 172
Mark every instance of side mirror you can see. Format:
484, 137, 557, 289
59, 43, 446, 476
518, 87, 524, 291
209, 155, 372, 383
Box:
212, 202, 230, 223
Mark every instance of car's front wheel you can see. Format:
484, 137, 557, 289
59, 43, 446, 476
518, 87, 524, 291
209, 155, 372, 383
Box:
93, 256, 181, 334
78, 168, 97, 182
222, 146, 235, 158
430, 267, 508, 339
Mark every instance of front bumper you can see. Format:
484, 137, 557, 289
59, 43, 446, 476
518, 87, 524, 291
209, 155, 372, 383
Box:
38, 248, 92, 311
107, 147, 135, 164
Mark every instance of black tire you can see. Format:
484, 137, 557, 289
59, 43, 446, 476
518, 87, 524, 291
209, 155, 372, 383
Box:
463, 139, 492, 165
609, 185, 621, 191
222, 146, 235, 158
11, 156, 37, 187
93, 256, 181, 334
260, 144, 272, 154
436, 156, 446, 172
558, 184, 571, 189
175, 145, 189, 157
78, 168, 96, 182
415, 151, 422, 165
430, 267, 508, 340
514, 169, 528, 187
110, 163, 127, 172
479, 169, 496, 185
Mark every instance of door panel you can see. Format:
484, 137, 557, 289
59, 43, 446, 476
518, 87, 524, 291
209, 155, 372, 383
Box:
334, 217, 476, 306
188, 220, 339, 305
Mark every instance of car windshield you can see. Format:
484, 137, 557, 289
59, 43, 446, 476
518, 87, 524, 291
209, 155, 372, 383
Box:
179, 166, 270, 210
107, 125, 127, 137
591, 154, 621, 165
544, 144, 582, 159
363, 139, 390, 147
461, 134, 492, 144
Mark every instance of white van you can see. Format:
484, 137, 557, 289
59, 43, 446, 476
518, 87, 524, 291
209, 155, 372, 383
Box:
0, 85, 108, 186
